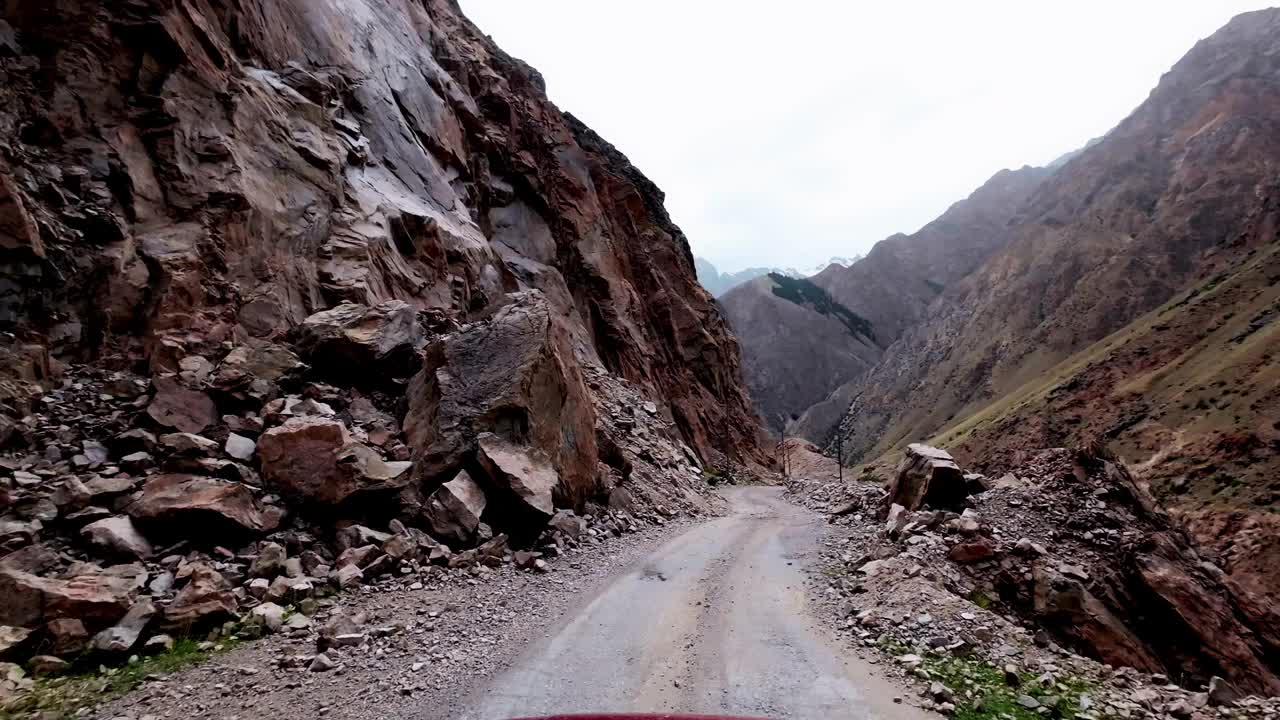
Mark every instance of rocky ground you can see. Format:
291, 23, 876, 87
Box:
0, 343, 731, 716
785, 440, 1280, 720
19, 513, 698, 720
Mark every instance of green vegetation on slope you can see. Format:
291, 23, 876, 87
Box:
881, 639, 1095, 720
768, 273, 877, 342
917, 241, 1280, 506
4, 637, 239, 719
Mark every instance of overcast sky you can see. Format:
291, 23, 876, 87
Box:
458, 1, 1271, 272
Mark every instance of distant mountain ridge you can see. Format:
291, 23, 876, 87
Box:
720, 164, 1050, 437
694, 255, 861, 297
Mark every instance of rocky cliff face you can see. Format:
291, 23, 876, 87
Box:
832, 8, 1280, 467
0, 0, 763, 468
0, 0, 766, 673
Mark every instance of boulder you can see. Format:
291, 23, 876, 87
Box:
0, 626, 32, 661
225, 433, 256, 461
158, 432, 218, 456
46, 618, 88, 656
128, 474, 276, 536
449, 534, 509, 568
475, 434, 559, 519
210, 341, 303, 391
0, 567, 138, 629
889, 443, 968, 511
143, 633, 175, 655
1208, 676, 1241, 707
164, 563, 238, 630
332, 564, 362, 589
29, 655, 68, 676
80, 516, 154, 560
547, 510, 586, 540
335, 545, 380, 570
423, 471, 487, 544
947, 537, 997, 564
91, 597, 156, 654
293, 301, 424, 381
335, 524, 391, 552
257, 417, 411, 504
404, 292, 598, 510
249, 602, 285, 633
146, 377, 217, 434
249, 542, 287, 579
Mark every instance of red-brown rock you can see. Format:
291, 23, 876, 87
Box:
948, 538, 997, 564
0, 0, 765, 483
163, 564, 238, 631
127, 474, 276, 537
423, 471, 487, 545
405, 292, 597, 510
293, 301, 424, 380
258, 418, 410, 505
890, 444, 969, 511
146, 377, 217, 434
475, 434, 560, 520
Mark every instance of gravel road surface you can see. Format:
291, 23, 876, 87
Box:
451, 486, 927, 720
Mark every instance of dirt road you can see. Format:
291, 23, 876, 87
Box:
453, 487, 927, 720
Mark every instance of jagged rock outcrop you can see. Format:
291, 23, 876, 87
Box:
0, 0, 767, 683
0, 0, 762, 471
793, 442, 1280, 696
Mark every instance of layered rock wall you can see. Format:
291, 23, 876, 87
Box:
0, 0, 764, 490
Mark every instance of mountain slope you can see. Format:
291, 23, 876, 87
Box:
745, 164, 1051, 443
720, 274, 880, 431
834, 8, 1280, 468
811, 165, 1052, 348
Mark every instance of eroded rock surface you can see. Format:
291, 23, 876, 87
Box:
0, 0, 766, 693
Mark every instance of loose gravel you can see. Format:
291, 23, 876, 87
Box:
92, 517, 699, 720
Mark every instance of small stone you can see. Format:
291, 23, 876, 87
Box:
1208, 676, 1241, 707
1016, 694, 1040, 709
225, 434, 256, 461
29, 655, 68, 676
309, 653, 337, 672
930, 681, 954, 703
247, 577, 270, 599
144, 634, 175, 655
250, 542, 288, 579
250, 602, 286, 633
332, 632, 366, 648
333, 564, 363, 589
1059, 563, 1090, 581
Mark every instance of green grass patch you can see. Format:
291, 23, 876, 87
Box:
3, 637, 240, 719
881, 639, 1096, 720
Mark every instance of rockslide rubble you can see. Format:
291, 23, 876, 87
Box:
789, 441, 1280, 719
0, 0, 769, 708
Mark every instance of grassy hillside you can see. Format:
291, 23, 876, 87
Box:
922, 239, 1280, 511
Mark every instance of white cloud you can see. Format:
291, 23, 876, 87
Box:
458, 0, 1272, 272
